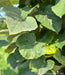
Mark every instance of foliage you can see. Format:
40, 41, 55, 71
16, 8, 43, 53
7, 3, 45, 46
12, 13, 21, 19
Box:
0, 0, 65, 75
0, 46, 18, 75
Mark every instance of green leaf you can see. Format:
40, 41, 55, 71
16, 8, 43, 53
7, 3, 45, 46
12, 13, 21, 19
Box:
0, 40, 9, 48
44, 70, 56, 75
16, 33, 36, 47
7, 34, 19, 42
0, 0, 19, 7
38, 60, 55, 75
29, 56, 45, 72
19, 61, 36, 75
3, 5, 38, 35
1, 67, 18, 75
53, 65, 64, 72
0, 34, 9, 48
21, 7, 31, 19
35, 5, 62, 33
29, 57, 55, 75
5, 43, 17, 53
53, 49, 65, 65
21, 6, 37, 19
55, 32, 65, 49
7, 48, 25, 69
7, 33, 21, 42
52, 0, 65, 18
40, 31, 55, 44
16, 33, 46, 59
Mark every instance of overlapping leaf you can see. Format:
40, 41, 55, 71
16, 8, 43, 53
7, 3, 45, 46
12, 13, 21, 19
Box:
21, 7, 32, 19
19, 61, 36, 75
0, 40, 9, 48
52, 0, 65, 18
16, 33, 46, 59
35, 5, 62, 33
55, 32, 65, 49
38, 60, 54, 75
5, 43, 17, 53
53, 65, 64, 72
7, 48, 25, 69
0, 34, 9, 48
3, 5, 38, 35
1, 0, 65, 74
21, 6, 37, 19
53, 49, 65, 65
40, 31, 55, 44
29, 57, 54, 75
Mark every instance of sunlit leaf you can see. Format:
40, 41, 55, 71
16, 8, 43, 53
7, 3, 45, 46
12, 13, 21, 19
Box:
16, 33, 46, 59
3, 5, 38, 35
35, 5, 62, 33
